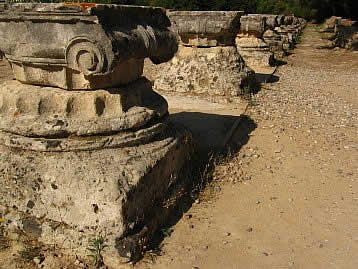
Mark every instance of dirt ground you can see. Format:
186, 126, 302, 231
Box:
135, 24, 358, 269
1, 24, 358, 268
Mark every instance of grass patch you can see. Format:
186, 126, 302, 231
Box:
87, 235, 107, 268
319, 32, 336, 40
0, 226, 10, 252
18, 246, 43, 262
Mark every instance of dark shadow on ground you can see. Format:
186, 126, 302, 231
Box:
137, 113, 257, 261
168, 112, 253, 154
273, 58, 287, 66
255, 73, 280, 84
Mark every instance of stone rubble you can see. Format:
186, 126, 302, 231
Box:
319, 16, 358, 50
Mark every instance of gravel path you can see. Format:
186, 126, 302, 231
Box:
136, 24, 358, 269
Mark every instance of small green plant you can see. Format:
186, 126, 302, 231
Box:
242, 90, 258, 107
18, 246, 42, 262
0, 226, 10, 251
161, 227, 173, 237
87, 236, 107, 268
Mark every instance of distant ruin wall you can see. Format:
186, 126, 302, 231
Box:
237, 14, 306, 69
144, 11, 306, 98
319, 16, 358, 50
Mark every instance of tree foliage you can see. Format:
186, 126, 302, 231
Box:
19, 0, 358, 21
112, 0, 357, 21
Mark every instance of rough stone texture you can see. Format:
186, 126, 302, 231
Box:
247, 14, 278, 30
0, 78, 167, 138
237, 14, 306, 67
144, 10, 255, 98
263, 29, 283, 52
0, 122, 192, 265
240, 15, 266, 37
320, 16, 358, 50
152, 46, 255, 97
236, 35, 274, 67
0, 3, 192, 265
169, 11, 243, 46
261, 15, 307, 55
0, 3, 178, 89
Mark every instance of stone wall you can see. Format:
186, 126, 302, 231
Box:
236, 14, 306, 69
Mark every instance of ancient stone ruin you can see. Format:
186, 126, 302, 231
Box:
149, 11, 256, 99
0, 3, 191, 265
236, 14, 306, 69
319, 16, 358, 50
145, 11, 306, 97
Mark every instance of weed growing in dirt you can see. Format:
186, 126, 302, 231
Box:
241, 90, 259, 107
320, 32, 336, 40
0, 225, 10, 251
161, 227, 173, 237
296, 35, 302, 44
87, 235, 107, 268
18, 246, 42, 262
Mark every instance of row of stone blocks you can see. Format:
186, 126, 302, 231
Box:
150, 11, 307, 97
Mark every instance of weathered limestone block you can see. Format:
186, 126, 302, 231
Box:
320, 16, 358, 50
146, 10, 255, 98
263, 29, 283, 52
239, 14, 306, 57
0, 3, 192, 265
277, 15, 285, 26
153, 46, 255, 97
274, 26, 293, 50
0, 79, 167, 138
264, 15, 278, 29
248, 14, 278, 30
0, 3, 178, 89
284, 15, 294, 25
0, 79, 170, 152
240, 15, 266, 37
0, 123, 191, 264
169, 11, 243, 46
235, 36, 274, 67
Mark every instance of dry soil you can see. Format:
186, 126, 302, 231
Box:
136, 23, 358, 269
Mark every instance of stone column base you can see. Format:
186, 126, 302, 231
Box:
152, 46, 256, 97
0, 121, 191, 265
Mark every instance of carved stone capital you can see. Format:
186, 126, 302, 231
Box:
0, 3, 178, 89
168, 11, 244, 47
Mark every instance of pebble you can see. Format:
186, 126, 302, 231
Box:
33, 257, 42, 265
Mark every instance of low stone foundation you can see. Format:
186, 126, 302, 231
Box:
153, 46, 254, 97
0, 120, 191, 265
